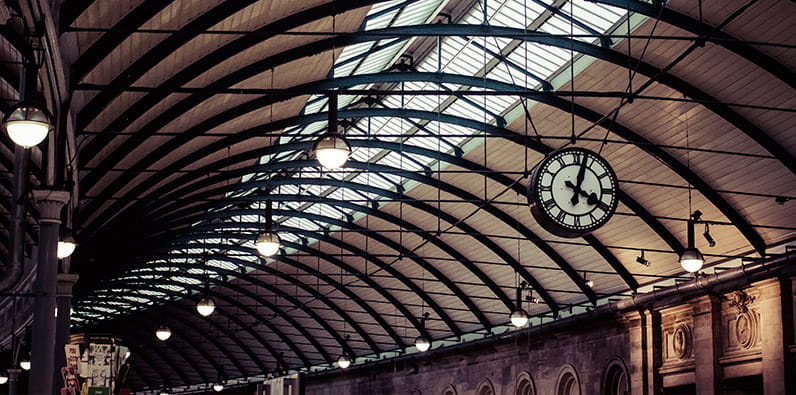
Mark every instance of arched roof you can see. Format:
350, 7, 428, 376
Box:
1, 0, 792, 391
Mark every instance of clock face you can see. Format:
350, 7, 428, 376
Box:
527, 147, 618, 238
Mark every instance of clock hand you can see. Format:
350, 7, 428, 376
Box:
586, 192, 598, 206
571, 155, 588, 205
565, 180, 582, 205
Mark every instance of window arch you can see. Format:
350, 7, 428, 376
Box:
477, 379, 495, 395
440, 384, 457, 395
515, 372, 536, 395
602, 357, 630, 395
556, 365, 581, 395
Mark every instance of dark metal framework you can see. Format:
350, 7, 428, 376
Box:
49, 0, 794, 390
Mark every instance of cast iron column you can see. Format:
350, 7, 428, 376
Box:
28, 189, 69, 395
54, 273, 79, 391
7, 368, 21, 395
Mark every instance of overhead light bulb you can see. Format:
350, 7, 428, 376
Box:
255, 231, 281, 257
57, 239, 77, 259
679, 248, 704, 273
3, 103, 52, 148
196, 297, 216, 317
414, 335, 431, 352
20, 360, 31, 371
314, 133, 351, 169
123, 351, 131, 362
509, 308, 529, 328
585, 279, 595, 288
337, 354, 351, 369
212, 383, 224, 392
155, 324, 172, 341
0, 372, 9, 384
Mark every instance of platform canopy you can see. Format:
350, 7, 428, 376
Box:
0, 0, 792, 391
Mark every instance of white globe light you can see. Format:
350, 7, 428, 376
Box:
196, 297, 216, 317
155, 325, 172, 341
585, 279, 595, 288
414, 335, 431, 352
255, 231, 281, 257
212, 383, 224, 392
20, 360, 31, 371
314, 134, 351, 169
680, 248, 704, 273
4, 104, 52, 148
0, 372, 9, 384
57, 240, 77, 259
337, 354, 351, 369
509, 308, 529, 328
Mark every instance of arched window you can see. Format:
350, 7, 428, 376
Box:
556, 365, 581, 395
515, 372, 535, 395
477, 379, 495, 395
440, 384, 457, 395
602, 358, 629, 395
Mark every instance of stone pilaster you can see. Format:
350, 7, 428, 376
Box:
691, 295, 722, 395
756, 278, 786, 395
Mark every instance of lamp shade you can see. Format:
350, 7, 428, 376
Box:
212, 383, 224, 392
155, 325, 172, 341
57, 228, 77, 259
313, 133, 351, 169
337, 354, 351, 369
679, 248, 704, 273
3, 103, 52, 148
19, 360, 30, 371
414, 334, 431, 352
0, 372, 8, 385
509, 308, 529, 328
196, 297, 216, 317
255, 231, 281, 257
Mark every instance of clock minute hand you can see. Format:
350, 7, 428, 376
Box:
570, 155, 588, 205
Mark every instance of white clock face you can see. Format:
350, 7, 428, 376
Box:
529, 148, 618, 237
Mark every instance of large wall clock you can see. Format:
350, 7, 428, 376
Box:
527, 147, 618, 238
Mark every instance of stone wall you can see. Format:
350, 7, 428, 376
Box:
302, 275, 794, 395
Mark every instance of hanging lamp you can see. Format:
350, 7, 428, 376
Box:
509, 281, 529, 328
155, 324, 172, 341
3, 102, 52, 148
57, 227, 77, 259
255, 200, 281, 257
414, 312, 432, 352
313, 92, 350, 169
680, 211, 705, 273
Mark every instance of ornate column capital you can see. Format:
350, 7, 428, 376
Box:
31, 190, 70, 223
57, 273, 79, 296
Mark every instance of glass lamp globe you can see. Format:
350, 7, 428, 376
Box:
212, 383, 224, 392
679, 248, 704, 273
0, 372, 9, 384
155, 325, 172, 341
196, 297, 216, 317
255, 231, 281, 257
414, 335, 431, 352
57, 240, 77, 259
313, 133, 351, 169
509, 308, 529, 328
4, 103, 52, 148
337, 354, 351, 369
19, 360, 31, 371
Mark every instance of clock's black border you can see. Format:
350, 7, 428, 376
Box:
527, 147, 619, 238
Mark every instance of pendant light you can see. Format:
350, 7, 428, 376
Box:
57, 227, 77, 259
680, 211, 704, 273
155, 324, 171, 341
255, 200, 281, 257
337, 334, 352, 369
3, 102, 52, 148
196, 297, 215, 317
509, 281, 529, 328
19, 359, 30, 371
0, 371, 8, 384
414, 312, 432, 352
212, 382, 224, 392
313, 92, 350, 169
